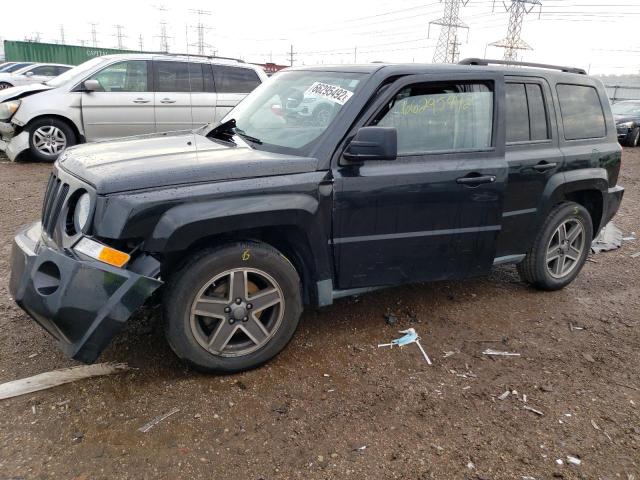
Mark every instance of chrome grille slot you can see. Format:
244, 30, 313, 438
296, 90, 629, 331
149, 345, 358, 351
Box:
41, 173, 70, 236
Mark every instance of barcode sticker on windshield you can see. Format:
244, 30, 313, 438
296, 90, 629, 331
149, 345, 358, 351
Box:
305, 82, 354, 105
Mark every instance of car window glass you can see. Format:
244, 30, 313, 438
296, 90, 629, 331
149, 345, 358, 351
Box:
4, 63, 32, 73
506, 83, 530, 143
56, 66, 72, 76
527, 83, 549, 141
155, 61, 191, 92
31, 65, 59, 76
203, 64, 216, 92
188, 63, 205, 93
375, 82, 494, 155
212, 65, 261, 93
89, 60, 149, 92
557, 84, 606, 140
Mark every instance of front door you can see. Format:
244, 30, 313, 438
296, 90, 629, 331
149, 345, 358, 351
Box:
81, 60, 155, 141
332, 74, 507, 289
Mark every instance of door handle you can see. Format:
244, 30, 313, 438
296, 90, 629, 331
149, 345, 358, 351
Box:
160, 98, 176, 104
456, 174, 496, 186
133, 98, 150, 104
533, 161, 557, 172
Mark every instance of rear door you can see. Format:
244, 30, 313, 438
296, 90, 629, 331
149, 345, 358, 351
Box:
212, 65, 262, 122
81, 60, 155, 141
152, 60, 195, 132
495, 77, 563, 260
332, 73, 507, 289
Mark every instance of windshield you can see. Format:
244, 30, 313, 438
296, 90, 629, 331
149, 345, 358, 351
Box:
612, 102, 640, 116
45, 57, 108, 88
1, 62, 33, 73
215, 70, 367, 154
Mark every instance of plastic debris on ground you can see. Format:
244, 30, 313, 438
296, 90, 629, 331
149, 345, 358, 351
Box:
378, 328, 432, 365
482, 349, 521, 357
523, 405, 544, 416
592, 223, 635, 253
138, 407, 181, 433
567, 456, 582, 466
0, 363, 129, 400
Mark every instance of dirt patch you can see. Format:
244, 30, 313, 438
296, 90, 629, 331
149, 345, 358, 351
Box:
0, 150, 638, 479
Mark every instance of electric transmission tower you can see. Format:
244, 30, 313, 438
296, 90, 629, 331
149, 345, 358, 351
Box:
153, 5, 172, 53
429, 0, 469, 64
113, 24, 126, 49
287, 44, 297, 66
138, 34, 144, 51
190, 9, 212, 56
490, 0, 542, 62
59, 25, 66, 44
89, 23, 99, 47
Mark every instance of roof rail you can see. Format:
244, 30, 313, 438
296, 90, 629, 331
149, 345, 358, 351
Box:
459, 58, 587, 75
152, 52, 245, 63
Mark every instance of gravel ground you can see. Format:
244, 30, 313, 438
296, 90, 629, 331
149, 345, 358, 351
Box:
0, 150, 638, 480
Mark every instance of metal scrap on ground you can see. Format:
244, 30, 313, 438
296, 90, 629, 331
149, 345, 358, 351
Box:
0, 363, 129, 400
138, 407, 181, 433
378, 328, 432, 365
482, 349, 521, 357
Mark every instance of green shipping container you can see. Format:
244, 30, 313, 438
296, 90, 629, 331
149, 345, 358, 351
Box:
4, 40, 148, 66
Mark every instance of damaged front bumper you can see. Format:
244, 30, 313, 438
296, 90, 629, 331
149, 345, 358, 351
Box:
9, 222, 163, 363
0, 121, 28, 161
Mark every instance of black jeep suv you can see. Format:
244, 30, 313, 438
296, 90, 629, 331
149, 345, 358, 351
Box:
10, 59, 624, 373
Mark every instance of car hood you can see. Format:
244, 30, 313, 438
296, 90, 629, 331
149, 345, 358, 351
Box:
58, 131, 319, 194
0, 82, 53, 102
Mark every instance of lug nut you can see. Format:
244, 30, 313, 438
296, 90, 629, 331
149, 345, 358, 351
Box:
224, 306, 231, 313
228, 318, 235, 324
246, 303, 253, 310
235, 298, 242, 304
242, 316, 248, 322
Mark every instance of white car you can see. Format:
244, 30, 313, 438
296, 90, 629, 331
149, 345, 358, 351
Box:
0, 54, 268, 161
0, 63, 72, 90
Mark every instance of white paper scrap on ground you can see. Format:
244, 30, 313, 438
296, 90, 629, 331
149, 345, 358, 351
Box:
0, 363, 129, 400
482, 349, 521, 357
138, 407, 181, 433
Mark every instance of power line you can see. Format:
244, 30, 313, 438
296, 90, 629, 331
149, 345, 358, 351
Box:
429, 0, 470, 63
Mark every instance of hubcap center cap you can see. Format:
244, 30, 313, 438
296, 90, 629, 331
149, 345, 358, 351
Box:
231, 304, 247, 320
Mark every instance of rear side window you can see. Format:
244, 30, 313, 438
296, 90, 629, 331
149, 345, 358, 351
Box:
56, 66, 71, 75
155, 62, 191, 92
375, 81, 494, 155
212, 66, 261, 93
30, 65, 59, 76
506, 82, 549, 143
188, 63, 205, 93
557, 84, 606, 140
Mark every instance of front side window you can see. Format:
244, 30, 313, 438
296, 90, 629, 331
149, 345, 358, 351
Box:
214, 70, 367, 154
375, 82, 494, 155
30, 65, 59, 76
557, 84, 606, 140
213, 66, 261, 93
88, 60, 149, 92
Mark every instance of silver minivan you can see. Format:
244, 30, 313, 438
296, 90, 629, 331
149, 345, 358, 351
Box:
0, 54, 268, 161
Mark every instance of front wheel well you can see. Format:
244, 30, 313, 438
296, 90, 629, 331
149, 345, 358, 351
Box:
562, 190, 603, 237
25, 115, 82, 144
160, 226, 318, 305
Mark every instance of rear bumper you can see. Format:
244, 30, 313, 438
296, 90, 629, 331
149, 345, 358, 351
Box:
602, 185, 624, 228
9, 222, 162, 363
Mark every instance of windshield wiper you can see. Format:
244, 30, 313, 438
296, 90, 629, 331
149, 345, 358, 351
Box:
233, 127, 262, 145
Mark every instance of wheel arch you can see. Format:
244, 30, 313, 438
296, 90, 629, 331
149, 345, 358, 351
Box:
25, 114, 82, 144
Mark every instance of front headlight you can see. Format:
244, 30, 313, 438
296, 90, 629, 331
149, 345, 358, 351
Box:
0, 100, 20, 121
618, 121, 634, 129
73, 192, 91, 232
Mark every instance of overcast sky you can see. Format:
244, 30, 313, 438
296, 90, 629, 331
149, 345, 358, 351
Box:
2, 0, 639, 75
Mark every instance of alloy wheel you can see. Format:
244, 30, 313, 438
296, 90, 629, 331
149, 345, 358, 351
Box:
189, 268, 285, 357
545, 219, 585, 279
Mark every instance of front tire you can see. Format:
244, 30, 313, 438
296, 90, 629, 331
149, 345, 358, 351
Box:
163, 242, 303, 373
28, 117, 76, 162
0, 82, 13, 90
517, 202, 593, 291
625, 127, 640, 147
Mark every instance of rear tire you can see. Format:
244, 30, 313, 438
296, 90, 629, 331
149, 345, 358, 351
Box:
28, 117, 76, 162
517, 202, 593, 291
163, 241, 303, 373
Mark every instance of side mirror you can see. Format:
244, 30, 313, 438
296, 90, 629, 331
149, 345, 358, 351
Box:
343, 126, 397, 162
83, 79, 101, 92
25, 71, 34, 77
